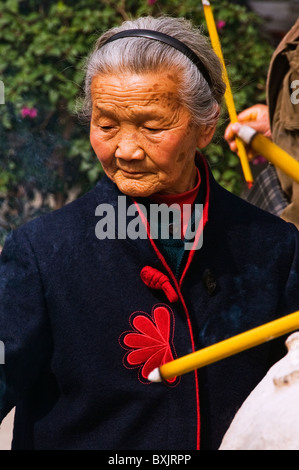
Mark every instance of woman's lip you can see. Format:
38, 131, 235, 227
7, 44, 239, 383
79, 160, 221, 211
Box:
119, 169, 148, 176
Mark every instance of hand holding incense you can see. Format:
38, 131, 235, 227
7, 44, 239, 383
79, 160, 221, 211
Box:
235, 125, 299, 184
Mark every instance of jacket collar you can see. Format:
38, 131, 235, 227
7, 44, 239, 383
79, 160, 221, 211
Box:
93, 153, 213, 282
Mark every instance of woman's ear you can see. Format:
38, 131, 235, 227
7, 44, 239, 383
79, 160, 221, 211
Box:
196, 104, 220, 149
196, 123, 217, 149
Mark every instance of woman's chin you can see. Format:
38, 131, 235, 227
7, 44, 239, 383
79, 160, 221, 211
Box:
113, 176, 160, 198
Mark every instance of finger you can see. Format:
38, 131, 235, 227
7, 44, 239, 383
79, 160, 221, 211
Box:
224, 122, 236, 142
237, 107, 259, 123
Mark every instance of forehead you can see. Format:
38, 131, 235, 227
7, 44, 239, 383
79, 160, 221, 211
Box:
90, 71, 182, 114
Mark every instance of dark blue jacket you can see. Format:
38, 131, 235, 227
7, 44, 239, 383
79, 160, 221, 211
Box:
1, 156, 299, 450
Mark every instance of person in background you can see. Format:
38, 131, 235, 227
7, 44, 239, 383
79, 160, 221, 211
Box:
225, 18, 299, 228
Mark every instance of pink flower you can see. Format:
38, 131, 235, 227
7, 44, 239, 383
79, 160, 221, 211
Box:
147, 0, 157, 4
216, 20, 226, 30
21, 107, 38, 119
253, 155, 267, 165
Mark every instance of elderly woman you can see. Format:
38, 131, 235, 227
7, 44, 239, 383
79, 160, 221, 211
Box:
1, 16, 299, 451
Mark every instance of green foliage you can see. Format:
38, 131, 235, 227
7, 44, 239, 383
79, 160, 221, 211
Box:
0, 0, 274, 241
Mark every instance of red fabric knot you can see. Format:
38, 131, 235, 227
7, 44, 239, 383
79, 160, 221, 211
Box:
140, 266, 178, 303
119, 305, 178, 385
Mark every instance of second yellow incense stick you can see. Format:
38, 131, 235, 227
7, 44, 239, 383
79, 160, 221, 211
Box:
148, 310, 299, 382
202, 0, 253, 188
237, 125, 299, 184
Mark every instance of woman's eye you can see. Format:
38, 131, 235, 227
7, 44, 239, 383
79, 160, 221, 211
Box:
100, 126, 114, 130
144, 127, 163, 133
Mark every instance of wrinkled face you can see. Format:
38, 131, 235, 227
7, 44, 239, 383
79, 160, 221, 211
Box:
90, 71, 214, 197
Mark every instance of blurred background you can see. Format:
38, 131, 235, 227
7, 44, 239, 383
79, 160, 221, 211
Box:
248, 0, 299, 43
0, 0, 298, 250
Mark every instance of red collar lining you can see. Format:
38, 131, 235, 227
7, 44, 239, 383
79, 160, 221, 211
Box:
179, 156, 210, 287
132, 155, 210, 450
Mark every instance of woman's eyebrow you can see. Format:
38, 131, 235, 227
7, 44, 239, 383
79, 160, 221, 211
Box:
93, 106, 116, 118
93, 104, 166, 122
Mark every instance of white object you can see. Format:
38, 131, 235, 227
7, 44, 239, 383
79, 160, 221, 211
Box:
219, 332, 299, 450
236, 125, 256, 145
147, 367, 162, 383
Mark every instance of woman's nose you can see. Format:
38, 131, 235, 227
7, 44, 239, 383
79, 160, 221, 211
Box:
115, 132, 145, 161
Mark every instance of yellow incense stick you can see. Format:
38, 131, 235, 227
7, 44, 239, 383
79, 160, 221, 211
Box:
202, 0, 253, 188
148, 310, 299, 382
237, 125, 299, 184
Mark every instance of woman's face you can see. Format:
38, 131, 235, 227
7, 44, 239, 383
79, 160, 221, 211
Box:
90, 71, 215, 197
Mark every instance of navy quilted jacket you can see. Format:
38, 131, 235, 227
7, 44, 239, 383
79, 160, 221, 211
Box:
1, 156, 299, 450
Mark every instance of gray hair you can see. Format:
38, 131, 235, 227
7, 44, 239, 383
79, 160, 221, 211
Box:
82, 16, 226, 127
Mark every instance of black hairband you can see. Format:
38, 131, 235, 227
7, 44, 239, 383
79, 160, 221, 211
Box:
102, 29, 212, 87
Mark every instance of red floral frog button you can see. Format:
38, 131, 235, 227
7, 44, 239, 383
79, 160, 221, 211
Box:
119, 305, 178, 385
